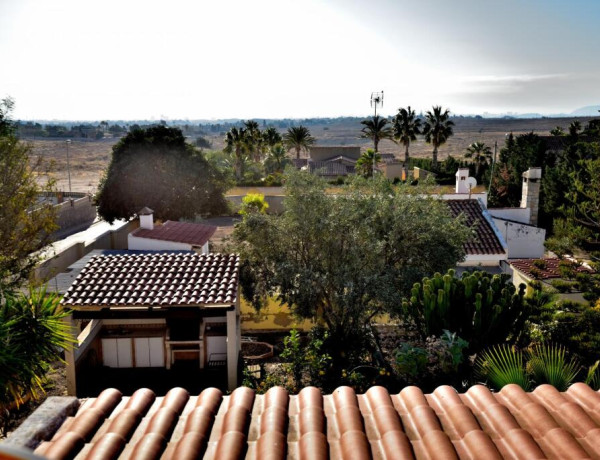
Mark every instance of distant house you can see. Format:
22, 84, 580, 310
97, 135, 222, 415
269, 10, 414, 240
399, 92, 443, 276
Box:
502, 257, 593, 303
128, 207, 216, 253
62, 251, 241, 395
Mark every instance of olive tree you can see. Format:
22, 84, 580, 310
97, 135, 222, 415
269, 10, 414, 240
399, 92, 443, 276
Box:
232, 171, 471, 364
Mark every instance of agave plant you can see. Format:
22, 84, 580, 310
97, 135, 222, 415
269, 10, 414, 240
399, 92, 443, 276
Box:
527, 344, 579, 391
585, 361, 600, 390
475, 344, 530, 391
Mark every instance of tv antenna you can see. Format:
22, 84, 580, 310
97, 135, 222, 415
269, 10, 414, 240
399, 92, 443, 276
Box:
370, 91, 384, 117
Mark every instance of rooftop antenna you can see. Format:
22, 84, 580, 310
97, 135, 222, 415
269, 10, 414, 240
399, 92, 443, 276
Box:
370, 91, 384, 178
370, 90, 384, 118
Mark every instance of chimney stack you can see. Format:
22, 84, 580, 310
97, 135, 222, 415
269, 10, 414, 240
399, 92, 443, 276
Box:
520, 168, 542, 226
455, 168, 470, 194
138, 207, 154, 230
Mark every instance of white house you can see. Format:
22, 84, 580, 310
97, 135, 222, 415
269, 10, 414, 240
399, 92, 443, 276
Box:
128, 207, 216, 254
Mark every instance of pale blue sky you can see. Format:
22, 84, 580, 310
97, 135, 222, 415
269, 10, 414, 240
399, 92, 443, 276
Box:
1, 0, 598, 120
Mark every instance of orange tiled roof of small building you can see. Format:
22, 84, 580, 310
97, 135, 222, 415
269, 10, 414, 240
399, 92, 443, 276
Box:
446, 199, 505, 256
11, 383, 600, 459
61, 252, 239, 308
510, 258, 593, 280
131, 220, 217, 247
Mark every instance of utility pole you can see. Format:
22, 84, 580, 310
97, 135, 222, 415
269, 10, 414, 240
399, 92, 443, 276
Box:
65, 139, 72, 194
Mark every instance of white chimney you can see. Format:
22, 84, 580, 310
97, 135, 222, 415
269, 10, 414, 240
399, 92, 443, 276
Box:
138, 207, 154, 230
520, 167, 542, 226
455, 168, 470, 193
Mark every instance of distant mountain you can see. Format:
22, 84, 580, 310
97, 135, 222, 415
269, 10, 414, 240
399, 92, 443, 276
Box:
571, 105, 600, 116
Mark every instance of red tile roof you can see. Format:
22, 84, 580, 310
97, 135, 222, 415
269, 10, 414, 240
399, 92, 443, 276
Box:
132, 221, 217, 247
446, 200, 505, 256
510, 258, 593, 280
16, 383, 600, 459
61, 253, 239, 308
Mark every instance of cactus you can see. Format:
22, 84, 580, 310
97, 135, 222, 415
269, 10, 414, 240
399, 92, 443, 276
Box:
404, 269, 527, 351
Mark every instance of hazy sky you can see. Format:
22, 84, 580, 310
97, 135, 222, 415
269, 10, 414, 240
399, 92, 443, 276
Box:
1, 0, 599, 120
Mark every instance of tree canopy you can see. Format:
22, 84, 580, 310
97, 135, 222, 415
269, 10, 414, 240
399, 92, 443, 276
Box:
0, 99, 57, 291
96, 125, 228, 223
422, 106, 454, 169
232, 170, 471, 362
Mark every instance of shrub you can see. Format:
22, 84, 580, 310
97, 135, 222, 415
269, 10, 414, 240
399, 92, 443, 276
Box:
239, 193, 269, 216
550, 279, 575, 293
532, 259, 548, 270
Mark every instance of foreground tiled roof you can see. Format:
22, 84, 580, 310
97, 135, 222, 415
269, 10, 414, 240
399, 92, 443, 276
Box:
12, 383, 600, 459
510, 258, 593, 280
446, 200, 505, 256
61, 253, 239, 308
131, 221, 217, 247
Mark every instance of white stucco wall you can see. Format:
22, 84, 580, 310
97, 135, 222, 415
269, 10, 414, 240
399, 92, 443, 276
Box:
493, 218, 546, 259
128, 234, 192, 251
458, 253, 507, 267
488, 207, 531, 225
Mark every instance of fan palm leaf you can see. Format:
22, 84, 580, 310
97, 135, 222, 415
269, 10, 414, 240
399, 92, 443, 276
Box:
475, 344, 530, 391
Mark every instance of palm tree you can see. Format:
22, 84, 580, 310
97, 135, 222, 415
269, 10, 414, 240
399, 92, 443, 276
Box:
360, 115, 392, 152
355, 148, 381, 178
265, 143, 289, 174
464, 141, 492, 179
393, 106, 421, 177
569, 121, 582, 137
283, 125, 316, 159
224, 126, 249, 181
263, 127, 282, 147
243, 120, 264, 162
422, 106, 454, 169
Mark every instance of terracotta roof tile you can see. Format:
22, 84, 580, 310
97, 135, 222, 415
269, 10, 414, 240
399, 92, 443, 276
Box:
132, 221, 217, 247
61, 253, 239, 308
15, 384, 600, 459
509, 258, 593, 280
446, 200, 505, 256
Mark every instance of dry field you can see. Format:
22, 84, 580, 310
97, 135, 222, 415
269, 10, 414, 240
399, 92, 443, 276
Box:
28, 117, 594, 193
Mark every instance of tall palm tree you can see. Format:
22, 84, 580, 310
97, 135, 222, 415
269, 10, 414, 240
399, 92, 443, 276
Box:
283, 125, 316, 159
360, 115, 393, 152
224, 126, 249, 181
355, 148, 381, 178
243, 120, 264, 162
464, 141, 492, 179
393, 106, 421, 177
263, 126, 282, 147
422, 106, 454, 169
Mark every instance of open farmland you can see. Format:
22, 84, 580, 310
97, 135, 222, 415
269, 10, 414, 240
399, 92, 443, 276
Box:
29, 116, 595, 193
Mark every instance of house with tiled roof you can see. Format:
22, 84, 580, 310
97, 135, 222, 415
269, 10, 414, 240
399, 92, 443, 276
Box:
502, 257, 594, 303
61, 251, 242, 396
5, 383, 600, 459
128, 208, 216, 254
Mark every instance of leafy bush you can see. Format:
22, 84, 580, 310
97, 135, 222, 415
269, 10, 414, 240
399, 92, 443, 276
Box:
527, 344, 579, 391
239, 193, 269, 216
475, 345, 530, 391
550, 279, 575, 293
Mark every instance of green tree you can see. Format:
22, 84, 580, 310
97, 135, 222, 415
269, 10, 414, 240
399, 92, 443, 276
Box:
550, 126, 565, 136
239, 193, 269, 216
243, 120, 265, 162
263, 126, 282, 148
360, 115, 392, 152
96, 125, 228, 223
392, 106, 421, 177
224, 126, 250, 181
0, 101, 57, 291
283, 125, 316, 159
464, 141, 492, 180
355, 148, 381, 178
422, 106, 454, 170
232, 170, 471, 365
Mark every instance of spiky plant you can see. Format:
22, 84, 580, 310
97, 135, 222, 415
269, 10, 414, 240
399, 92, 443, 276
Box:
585, 360, 600, 390
475, 344, 530, 391
527, 344, 579, 391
